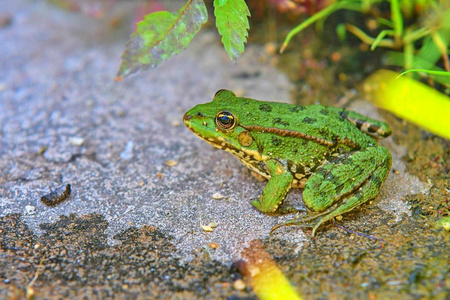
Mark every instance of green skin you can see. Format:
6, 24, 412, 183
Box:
183, 90, 392, 236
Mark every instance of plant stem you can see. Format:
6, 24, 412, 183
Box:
390, 0, 404, 46
404, 32, 414, 70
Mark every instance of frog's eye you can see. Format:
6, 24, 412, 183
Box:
215, 111, 237, 131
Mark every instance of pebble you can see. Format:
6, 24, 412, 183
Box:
25, 205, 36, 215
164, 160, 178, 167
233, 279, 246, 291
120, 141, 134, 160
212, 193, 225, 200
69, 136, 85, 146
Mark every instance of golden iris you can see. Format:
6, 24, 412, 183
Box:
215, 111, 236, 130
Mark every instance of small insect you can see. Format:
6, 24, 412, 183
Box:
40, 184, 71, 206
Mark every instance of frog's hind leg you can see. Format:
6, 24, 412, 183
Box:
339, 109, 392, 138
271, 146, 392, 236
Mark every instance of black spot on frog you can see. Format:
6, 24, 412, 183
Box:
259, 104, 272, 112
272, 136, 282, 146
320, 109, 329, 115
302, 117, 317, 124
273, 117, 290, 127
289, 106, 306, 113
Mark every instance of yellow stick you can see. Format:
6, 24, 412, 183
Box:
363, 69, 450, 139
240, 241, 302, 300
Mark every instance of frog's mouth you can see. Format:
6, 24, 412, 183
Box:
183, 112, 223, 148
183, 112, 194, 128
183, 112, 203, 136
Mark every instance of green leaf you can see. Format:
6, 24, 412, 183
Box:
214, 0, 250, 60
117, 0, 208, 79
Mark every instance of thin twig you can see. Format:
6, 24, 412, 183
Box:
26, 255, 46, 299
332, 220, 386, 244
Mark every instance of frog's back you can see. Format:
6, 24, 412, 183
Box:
228, 96, 378, 149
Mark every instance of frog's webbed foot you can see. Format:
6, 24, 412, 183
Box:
270, 211, 329, 236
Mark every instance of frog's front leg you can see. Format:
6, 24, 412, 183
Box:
272, 145, 392, 236
251, 160, 294, 214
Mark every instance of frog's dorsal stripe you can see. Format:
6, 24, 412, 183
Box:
241, 125, 335, 147
338, 137, 361, 149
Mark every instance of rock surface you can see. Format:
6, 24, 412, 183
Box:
0, 0, 297, 264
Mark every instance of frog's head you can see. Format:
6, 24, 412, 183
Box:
183, 90, 262, 160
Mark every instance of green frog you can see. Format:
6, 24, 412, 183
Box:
183, 90, 392, 236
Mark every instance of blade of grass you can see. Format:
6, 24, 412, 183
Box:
346, 24, 396, 48
397, 69, 450, 78
371, 29, 395, 50
403, 27, 431, 44
390, 0, 404, 45
376, 17, 394, 28
280, 1, 362, 53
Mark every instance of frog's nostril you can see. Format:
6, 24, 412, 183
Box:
183, 113, 192, 121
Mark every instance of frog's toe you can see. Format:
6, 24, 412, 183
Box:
311, 219, 326, 236
273, 205, 306, 215
270, 213, 328, 236
269, 221, 296, 235
251, 197, 286, 214
251, 198, 271, 212
270, 216, 314, 235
